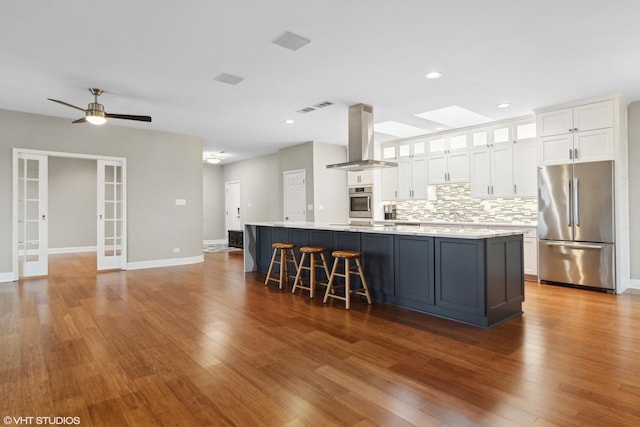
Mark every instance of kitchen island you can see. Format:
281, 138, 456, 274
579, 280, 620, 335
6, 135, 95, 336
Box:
243, 222, 525, 328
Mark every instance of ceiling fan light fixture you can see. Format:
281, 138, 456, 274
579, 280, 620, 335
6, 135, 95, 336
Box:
86, 114, 107, 125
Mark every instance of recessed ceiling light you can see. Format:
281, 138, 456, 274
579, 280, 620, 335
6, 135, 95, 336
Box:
374, 121, 428, 138
497, 103, 511, 108
285, 119, 294, 124
415, 105, 492, 128
425, 71, 442, 79
436, 127, 444, 131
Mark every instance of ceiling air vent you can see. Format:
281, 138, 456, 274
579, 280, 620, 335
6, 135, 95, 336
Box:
313, 101, 333, 109
272, 31, 311, 51
214, 73, 244, 85
296, 107, 316, 114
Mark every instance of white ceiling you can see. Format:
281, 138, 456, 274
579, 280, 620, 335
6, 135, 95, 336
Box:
2, 1, 640, 164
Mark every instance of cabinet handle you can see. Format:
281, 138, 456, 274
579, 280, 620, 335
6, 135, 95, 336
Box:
574, 148, 578, 159
444, 172, 447, 181
514, 184, 517, 194
569, 148, 573, 160
491, 185, 494, 194
487, 185, 490, 194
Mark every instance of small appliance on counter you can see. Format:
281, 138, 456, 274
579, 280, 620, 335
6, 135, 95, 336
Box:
383, 203, 397, 220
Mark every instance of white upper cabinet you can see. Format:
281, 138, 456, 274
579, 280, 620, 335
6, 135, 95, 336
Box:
347, 169, 374, 186
380, 143, 398, 200
538, 100, 615, 165
398, 139, 426, 159
512, 119, 538, 198
427, 131, 469, 184
492, 125, 511, 145
513, 141, 537, 198
397, 156, 427, 199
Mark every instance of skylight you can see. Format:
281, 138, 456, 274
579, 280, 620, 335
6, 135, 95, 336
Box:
415, 105, 492, 128
374, 121, 429, 138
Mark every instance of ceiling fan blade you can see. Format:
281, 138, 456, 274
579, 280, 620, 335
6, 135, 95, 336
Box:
72, 117, 87, 124
48, 98, 87, 112
105, 113, 152, 122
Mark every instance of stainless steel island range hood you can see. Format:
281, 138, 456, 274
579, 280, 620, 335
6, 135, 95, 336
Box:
326, 103, 397, 171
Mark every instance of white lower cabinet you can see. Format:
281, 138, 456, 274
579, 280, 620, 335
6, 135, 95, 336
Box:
523, 236, 538, 276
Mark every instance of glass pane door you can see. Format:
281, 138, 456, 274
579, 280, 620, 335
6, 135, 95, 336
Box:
97, 160, 125, 270
17, 154, 48, 277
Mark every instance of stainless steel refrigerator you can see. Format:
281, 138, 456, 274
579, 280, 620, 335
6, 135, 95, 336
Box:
538, 160, 615, 290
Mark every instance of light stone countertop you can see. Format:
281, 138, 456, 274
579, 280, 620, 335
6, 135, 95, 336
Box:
375, 219, 537, 228
245, 221, 526, 240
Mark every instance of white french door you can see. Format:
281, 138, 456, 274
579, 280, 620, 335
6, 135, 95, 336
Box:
16, 153, 48, 277
97, 160, 126, 270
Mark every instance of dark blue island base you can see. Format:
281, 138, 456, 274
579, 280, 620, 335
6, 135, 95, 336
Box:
246, 225, 524, 328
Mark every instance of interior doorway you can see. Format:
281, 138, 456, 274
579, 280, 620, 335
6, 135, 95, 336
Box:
225, 181, 241, 232
283, 169, 306, 222
12, 148, 127, 280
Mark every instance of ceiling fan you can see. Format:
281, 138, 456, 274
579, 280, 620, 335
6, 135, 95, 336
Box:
48, 88, 152, 125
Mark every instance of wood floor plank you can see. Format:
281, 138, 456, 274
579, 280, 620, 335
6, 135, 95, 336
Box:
2, 251, 640, 426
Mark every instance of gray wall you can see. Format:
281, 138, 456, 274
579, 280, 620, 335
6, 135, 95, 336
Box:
313, 142, 348, 223
218, 142, 348, 226
48, 157, 97, 249
278, 142, 315, 221
222, 153, 281, 224
0, 109, 203, 274
628, 102, 640, 280
203, 163, 225, 241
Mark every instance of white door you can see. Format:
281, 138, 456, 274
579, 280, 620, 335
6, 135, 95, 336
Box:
283, 169, 306, 222
97, 160, 126, 270
16, 153, 48, 277
225, 181, 241, 231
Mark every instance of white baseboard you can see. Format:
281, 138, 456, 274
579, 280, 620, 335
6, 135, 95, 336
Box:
627, 278, 640, 290
0, 272, 16, 284
127, 254, 204, 270
49, 246, 97, 254
203, 239, 227, 245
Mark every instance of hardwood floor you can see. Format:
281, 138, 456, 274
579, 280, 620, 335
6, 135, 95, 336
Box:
1, 252, 639, 426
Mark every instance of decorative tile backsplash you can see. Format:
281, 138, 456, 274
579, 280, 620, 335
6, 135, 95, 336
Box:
393, 184, 537, 224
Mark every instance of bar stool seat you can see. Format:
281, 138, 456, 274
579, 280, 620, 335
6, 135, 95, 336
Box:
323, 250, 372, 309
265, 243, 298, 290
292, 246, 330, 298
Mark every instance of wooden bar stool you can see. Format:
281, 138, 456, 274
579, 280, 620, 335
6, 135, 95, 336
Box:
264, 243, 299, 290
323, 250, 372, 310
292, 247, 331, 298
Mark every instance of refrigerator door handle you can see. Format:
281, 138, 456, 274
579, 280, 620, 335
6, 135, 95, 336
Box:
566, 180, 572, 226
574, 179, 580, 226
545, 241, 603, 250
